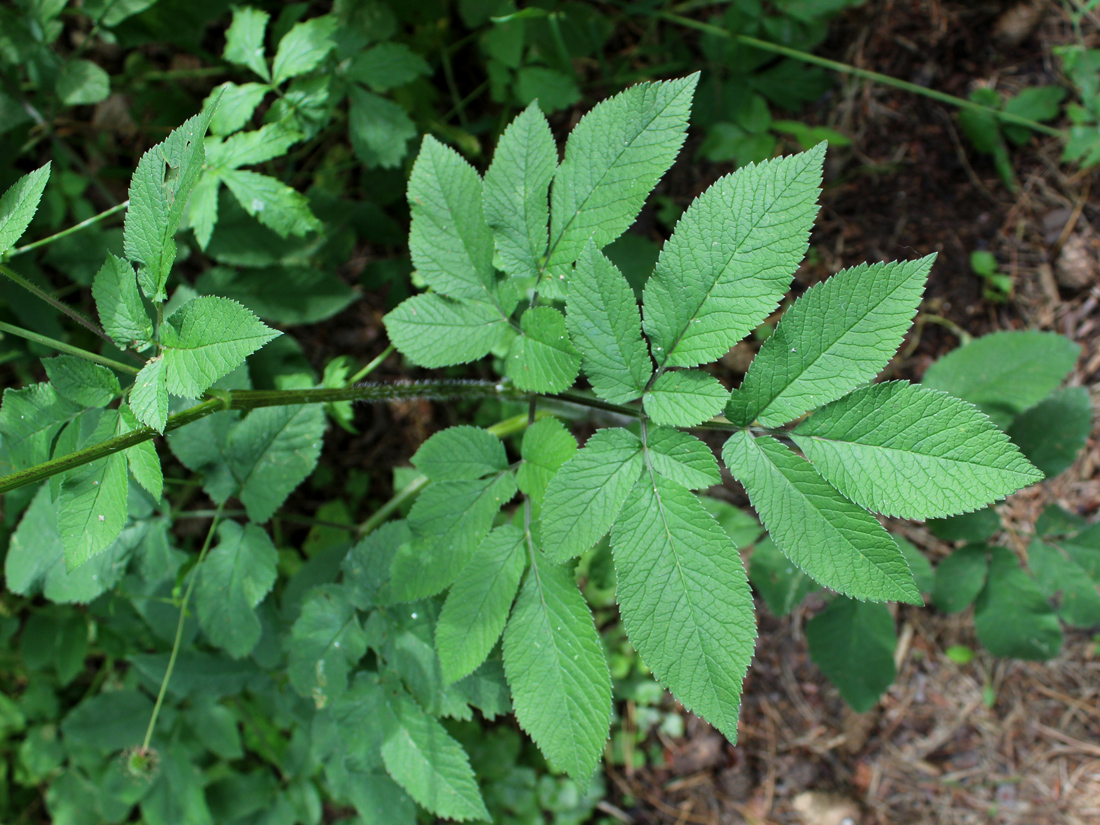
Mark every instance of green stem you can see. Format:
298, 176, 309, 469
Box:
141, 501, 224, 751
0, 262, 118, 347
346, 344, 395, 385
0, 320, 140, 374
655, 11, 1064, 138
548, 13, 578, 79
6, 201, 129, 258
440, 48, 468, 128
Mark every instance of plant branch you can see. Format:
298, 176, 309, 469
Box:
7, 200, 129, 258
0, 263, 118, 348
0, 320, 140, 374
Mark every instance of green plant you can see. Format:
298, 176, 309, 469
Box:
0, 74, 1063, 823
969, 249, 1013, 302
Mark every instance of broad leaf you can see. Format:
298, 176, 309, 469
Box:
567, 243, 652, 403
348, 86, 417, 170
483, 102, 557, 280
806, 597, 896, 712
932, 544, 989, 614
516, 416, 577, 505
1030, 537, 1100, 627
541, 427, 644, 563
792, 382, 1043, 519
0, 383, 82, 470
0, 163, 50, 256
384, 294, 509, 368
974, 547, 1062, 660
643, 145, 824, 369
56, 60, 110, 105
644, 426, 720, 490
728, 256, 934, 426
130, 357, 169, 432
436, 525, 527, 683
43, 356, 120, 408
342, 521, 410, 610
287, 584, 367, 707
205, 81, 269, 135
223, 6, 271, 81
922, 330, 1080, 428
161, 296, 280, 397
548, 75, 697, 268
220, 169, 320, 238
206, 124, 301, 169
723, 431, 920, 603
196, 521, 278, 658
611, 473, 755, 741
411, 426, 508, 482
347, 43, 431, 92
1008, 385, 1092, 478
504, 561, 611, 782
643, 369, 726, 427
118, 404, 163, 499
92, 254, 153, 349
928, 507, 1000, 543
271, 15, 337, 85
58, 413, 129, 569
505, 306, 580, 393
749, 535, 817, 616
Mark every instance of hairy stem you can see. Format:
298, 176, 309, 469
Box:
0, 320, 140, 374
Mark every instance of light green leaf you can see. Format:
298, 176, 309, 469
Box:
749, 535, 817, 616
0, 383, 82, 470
504, 561, 611, 782
130, 357, 169, 431
229, 403, 326, 523
385, 293, 509, 368
272, 15, 337, 85
287, 584, 367, 707
412, 425, 508, 481
974, 547, 1062, 660
161, 296, 280, 398
516, 416, 577, 505
348, 86, 417, 170
0, 163, 50, 256
118, 403, 163, 499
728, 256, 934, 426
56, 59, 110, 106
43, 356, 120, 408
922, 330, 1081, 428
186, 173, 219, 252
347, 42, 430, 92
205, 81, 269, 135
723, 431, 920, 603
125, 106, 216, 301
541, 427, 644, 563
548, 75, 697, 267
223, 6, 271, 81
566, 243, 652, 403
380, 689, 489, 821
611, 473, 755, 740
505, 307, 581, 393
806, 597, 896, 712
207, 124, 301, 169
172, 403, 241, 501
482, 102, 557, 281
642, 144, 824, 369
1008, 386, 1092, 479
644, 426, 720, 490
221, 169, 320, 238
196, 521, 278, 658
92, 254, 152, 348
643, 370, 726, 427
1030, 537, 1100, 627
82, 0, 159, 27
932, 543, 989, 613
407, 136, 496, 302
390, 473, 518, 601
436, 525, 527, 683
792, 382, 1043, 519
58, 413, 129, 569
342, 520, 410, 610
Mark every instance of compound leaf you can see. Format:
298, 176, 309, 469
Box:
43, 356, 120, 408
207, 124, 301, 170
503, 561, 611, 782
645, 426, 720, 490
223, 6, 271, 81
643, 145, 824, 369
611, 473, 755, 741
196, 521, 278, 658
723, 431, 920, 603
0, 163, 50, 256
130, 357, 169, 432
566, 243, 652, 403
92, 254, 153, 349
505, 306, 580, 393
205, 81, 269, 135
643, 369, 726, 428
220, 169, 320, 238
436, 525, 527, 683
792, 382, 1043, 519
384, 293, 509, 368
548, 75, 697, 267
541, 427, 644, 563
483, 102, 557, 281
287, 584, 367, 708
516, 416, 577, 505
271, 14, 337, 85
161, 296, 280, 398
806, 597, 896, 712
380, 689, 489, 821
974, 547, 1062, 660
728, 256, 934, 426
408, 136, 496, 302
922, 330, 1080, 428
412, 426, 508, 482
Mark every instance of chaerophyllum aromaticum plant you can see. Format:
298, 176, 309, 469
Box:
0, 74, 1048, 821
